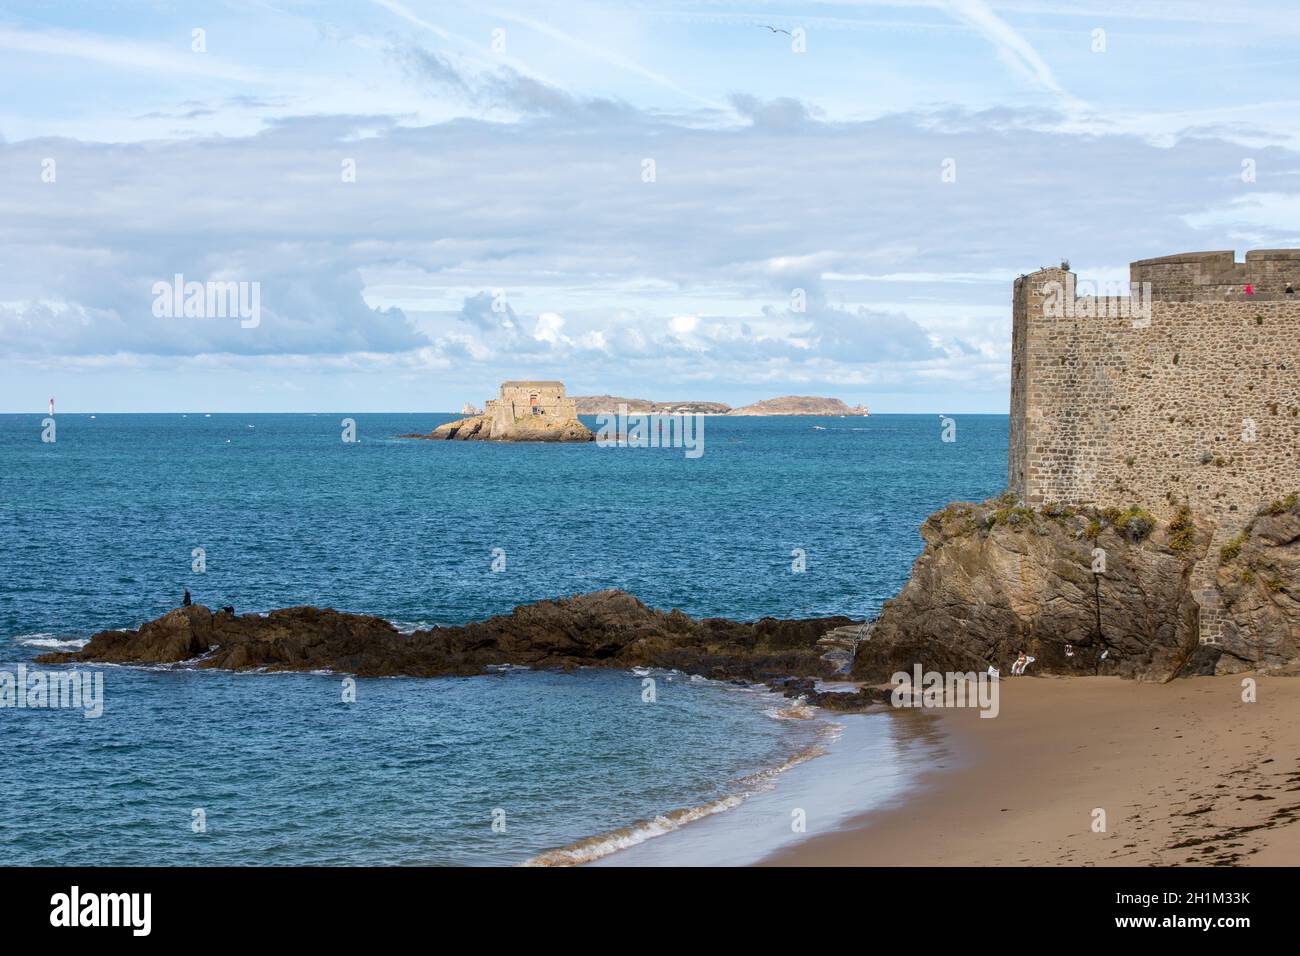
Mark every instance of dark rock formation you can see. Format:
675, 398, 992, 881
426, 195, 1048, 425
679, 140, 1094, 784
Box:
852, 497, 1299, 683
37, 592, 891, 705
769, 677, 889, 711
1214, 496, 1300, 673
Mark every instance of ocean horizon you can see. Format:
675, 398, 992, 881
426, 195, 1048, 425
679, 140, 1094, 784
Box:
2, 412, 1004, 865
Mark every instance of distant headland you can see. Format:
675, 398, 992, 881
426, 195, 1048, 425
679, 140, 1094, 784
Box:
572, 394, 868, 416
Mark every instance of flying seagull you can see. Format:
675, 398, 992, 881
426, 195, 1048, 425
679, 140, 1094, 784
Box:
759, 24, 792, 36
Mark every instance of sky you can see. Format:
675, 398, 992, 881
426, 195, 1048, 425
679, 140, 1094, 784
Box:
2, 0, 1298, 413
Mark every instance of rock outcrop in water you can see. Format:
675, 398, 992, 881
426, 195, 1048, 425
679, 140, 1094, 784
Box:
852, 495, 1300, 682
403, 414, 593, 442
37, 592, 887, 703
45, 499, 1294, 692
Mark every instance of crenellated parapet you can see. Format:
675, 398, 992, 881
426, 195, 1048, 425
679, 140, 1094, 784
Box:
1130, 249, 1300, 301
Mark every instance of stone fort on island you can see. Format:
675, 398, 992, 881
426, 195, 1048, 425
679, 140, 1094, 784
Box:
486, 381, 579, 435
411, 380, 592, 442
1008, 249, 1299, 644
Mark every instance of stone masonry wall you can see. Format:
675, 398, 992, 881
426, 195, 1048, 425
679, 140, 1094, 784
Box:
1012, 256, 1299, 525
1010, 251, 1300, 645
1008, 277, 1030, 497
486, 381, 578, 436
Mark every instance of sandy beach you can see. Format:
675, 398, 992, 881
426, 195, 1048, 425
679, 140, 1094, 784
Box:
765, 674, 1300, 867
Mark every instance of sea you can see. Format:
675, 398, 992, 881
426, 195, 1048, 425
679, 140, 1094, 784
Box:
0, 412, 1006, 865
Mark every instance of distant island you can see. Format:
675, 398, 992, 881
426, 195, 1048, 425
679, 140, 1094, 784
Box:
571, 395, 731, 415
572, 394, 868, 416
725, 396, 869, 416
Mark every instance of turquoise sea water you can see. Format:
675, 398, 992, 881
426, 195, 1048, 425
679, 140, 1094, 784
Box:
0, 413, 1006, 865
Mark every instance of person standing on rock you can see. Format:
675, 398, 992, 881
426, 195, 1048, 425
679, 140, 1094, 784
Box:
182, 588, 192, 608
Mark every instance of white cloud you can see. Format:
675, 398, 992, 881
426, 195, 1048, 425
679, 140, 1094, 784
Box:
2, 94, 1296, 405
0, 27, 265, 82
488, 8, 726, 110
940, 0, 1082, 108
534, 311, 566, 342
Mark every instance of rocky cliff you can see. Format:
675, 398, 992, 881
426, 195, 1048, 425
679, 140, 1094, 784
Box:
852, 495, 1300, 682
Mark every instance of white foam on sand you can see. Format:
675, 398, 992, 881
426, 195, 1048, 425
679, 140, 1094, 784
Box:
522, 737, 832, 867
580, 711, 927, 867
765, 699, 817, 720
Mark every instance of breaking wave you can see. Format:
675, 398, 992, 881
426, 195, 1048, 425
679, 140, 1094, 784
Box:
14, 634, 88, 650
522, 737, 832, 867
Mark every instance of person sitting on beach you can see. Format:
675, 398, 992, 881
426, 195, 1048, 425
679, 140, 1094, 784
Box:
1011, 652, 1037, 675
182, 588, 192, 607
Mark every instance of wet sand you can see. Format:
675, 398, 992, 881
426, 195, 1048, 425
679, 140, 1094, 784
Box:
764, 674, 1300, 866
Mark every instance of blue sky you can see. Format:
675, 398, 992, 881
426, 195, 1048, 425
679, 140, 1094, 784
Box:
2, 0, 1298, 412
